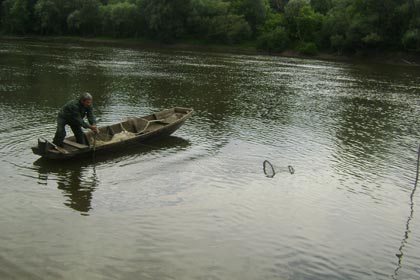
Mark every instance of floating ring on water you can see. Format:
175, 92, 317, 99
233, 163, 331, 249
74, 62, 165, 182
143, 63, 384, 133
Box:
263, 160, 276, 178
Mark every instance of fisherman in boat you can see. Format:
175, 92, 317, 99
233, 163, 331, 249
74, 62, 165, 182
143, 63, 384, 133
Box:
52, 92, 98, 147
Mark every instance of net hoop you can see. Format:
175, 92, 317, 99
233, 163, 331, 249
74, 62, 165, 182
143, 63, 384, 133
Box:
263, 160, 276, 178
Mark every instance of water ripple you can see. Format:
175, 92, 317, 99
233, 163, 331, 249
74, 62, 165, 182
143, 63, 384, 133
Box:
1, 39, 420, 280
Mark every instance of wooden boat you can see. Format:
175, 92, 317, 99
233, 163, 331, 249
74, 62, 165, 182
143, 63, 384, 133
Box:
32, 107, 193, 160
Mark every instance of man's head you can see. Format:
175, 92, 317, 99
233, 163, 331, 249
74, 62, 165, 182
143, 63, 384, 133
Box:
79, 92, 93, 108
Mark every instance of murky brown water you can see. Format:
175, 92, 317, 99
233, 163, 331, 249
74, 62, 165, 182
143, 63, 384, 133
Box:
1, 39, 420, 280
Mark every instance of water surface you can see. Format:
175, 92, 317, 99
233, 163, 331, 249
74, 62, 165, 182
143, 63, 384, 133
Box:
1, 39, 420, 280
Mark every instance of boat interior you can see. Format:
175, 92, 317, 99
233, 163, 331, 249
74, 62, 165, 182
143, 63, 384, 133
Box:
60, 108, 189, 151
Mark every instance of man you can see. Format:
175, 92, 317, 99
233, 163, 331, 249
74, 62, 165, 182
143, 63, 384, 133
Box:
53, 92, 98, 147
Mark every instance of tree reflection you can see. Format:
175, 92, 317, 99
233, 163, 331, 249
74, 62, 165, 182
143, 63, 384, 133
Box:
332, 96, 401, 184
135, 52, 295, 154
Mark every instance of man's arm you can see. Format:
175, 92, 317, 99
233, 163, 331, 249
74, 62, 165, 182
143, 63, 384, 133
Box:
86, 107, 98, 133
86, 107, 96, 126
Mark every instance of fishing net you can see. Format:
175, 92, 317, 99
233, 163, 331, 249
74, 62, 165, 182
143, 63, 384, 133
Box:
288, 165, 295, 175
263, 160, 276, 178
263, 160, 295, 178
95, 131, 136, 146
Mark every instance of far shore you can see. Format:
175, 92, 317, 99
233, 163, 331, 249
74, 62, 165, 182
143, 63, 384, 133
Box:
1, 35, 419, 67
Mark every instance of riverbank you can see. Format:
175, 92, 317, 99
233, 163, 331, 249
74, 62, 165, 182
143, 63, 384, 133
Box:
0, 35, 259, 54
1, 35, 419, 67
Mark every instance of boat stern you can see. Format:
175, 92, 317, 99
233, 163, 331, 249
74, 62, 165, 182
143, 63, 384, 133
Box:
32, 138, 48, 156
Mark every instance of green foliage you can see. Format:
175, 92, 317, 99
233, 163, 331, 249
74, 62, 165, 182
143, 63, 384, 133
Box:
323, 1, 350, 52
187, 0, 229, 35
231, 0, 270, 31
67, 0, 102, 35
344, 0, 397, 49
269, 0, 287, 12
141, 0, 192, 42
258, 12, 285, 33
402, 29, 420, 50
67, 10, 81, 33
79, 0, 102, 35
34, 0, 61, 34
284, 0, 310, 39
101, 1, 140, 37
190, 0, 229, 16
257, 26, 289, 52
310, 0, 332, 14
361, 32, 382, 46
284, 0, 310, 20
296, 41, 318, 55
1, 0, 33, 34
256, 12, 289, 51
1, 0, 420, 53
283, 0, 325, 48
295, 5, 324, 42
207, 14, 251, 44
329, 34, 346, 53
186, 0, 252, 43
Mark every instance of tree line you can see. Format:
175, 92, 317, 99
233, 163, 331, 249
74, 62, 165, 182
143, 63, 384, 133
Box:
1, 0, 420, 55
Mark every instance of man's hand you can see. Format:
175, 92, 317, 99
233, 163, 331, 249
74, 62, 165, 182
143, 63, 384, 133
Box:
90, 125, 98, 134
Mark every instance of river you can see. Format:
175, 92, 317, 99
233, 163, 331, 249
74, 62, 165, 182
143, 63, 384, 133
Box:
1, 39, 420, 280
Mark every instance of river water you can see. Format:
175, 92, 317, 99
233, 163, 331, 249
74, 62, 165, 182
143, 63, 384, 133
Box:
1, 39, 420, 280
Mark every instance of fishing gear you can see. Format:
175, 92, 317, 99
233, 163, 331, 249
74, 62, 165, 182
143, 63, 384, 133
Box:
263, 160, 295, 178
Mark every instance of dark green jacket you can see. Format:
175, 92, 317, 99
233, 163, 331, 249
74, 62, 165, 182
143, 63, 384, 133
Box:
58, 99, 96, 128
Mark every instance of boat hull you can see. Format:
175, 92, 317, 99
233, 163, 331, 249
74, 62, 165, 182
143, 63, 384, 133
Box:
32, 107, 193, 160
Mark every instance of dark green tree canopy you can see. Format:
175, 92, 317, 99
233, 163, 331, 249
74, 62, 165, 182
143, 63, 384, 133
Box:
1, 0, 419, 53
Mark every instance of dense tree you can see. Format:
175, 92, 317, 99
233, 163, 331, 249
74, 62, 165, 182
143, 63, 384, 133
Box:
207, 14, 251, 44
140, 0, 192, 42
67, 0, 102, 35
100, 1, 141, 37
295, 4, 324, 43
34, 0, 61, 34
323, 0, 405, 52
345, 0, 389, 49
323, 1, 350, 53
1, 0, 34, 34
231, 0, 270, 31
1, 0, 420, 53
257, 12, 289, 51
269, 0, 287, 12
187, 0, 230, 35
186, 0, 251, 43
284, 0, 324, 46
310, 0, 332, 14
390, 0, 420, 50
0, 0, 4, 30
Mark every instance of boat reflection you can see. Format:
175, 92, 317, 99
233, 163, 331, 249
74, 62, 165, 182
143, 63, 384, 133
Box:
33, 136, 191, 215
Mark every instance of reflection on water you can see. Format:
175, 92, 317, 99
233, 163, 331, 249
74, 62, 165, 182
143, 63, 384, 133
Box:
34, 159, 99, 215
56, 168, 98, 215
32, 136, 190, 215
1, 39, 420, 280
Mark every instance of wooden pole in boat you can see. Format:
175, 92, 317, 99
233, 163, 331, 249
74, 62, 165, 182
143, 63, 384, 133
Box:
92, 132, 98, 164
93, 134, 97, 152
